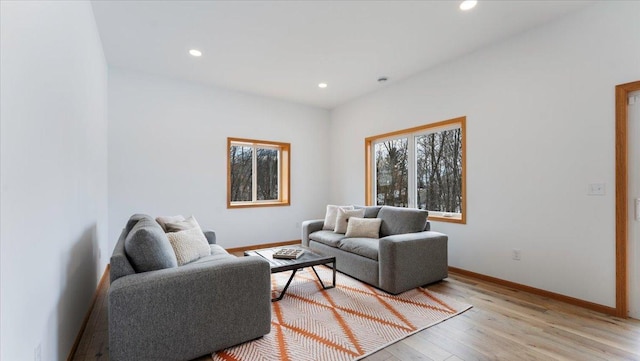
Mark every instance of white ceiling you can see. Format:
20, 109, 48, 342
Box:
91, 0, 593, 109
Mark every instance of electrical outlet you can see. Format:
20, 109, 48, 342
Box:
588, 183, 605, 196
512, 249, 521, 261
34, 343, 41, 361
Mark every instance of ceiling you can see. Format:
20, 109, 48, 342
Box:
91, 1, 593, 109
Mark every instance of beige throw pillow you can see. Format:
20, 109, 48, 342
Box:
323, 205, 354, 231
156, 215, 186, 232
345, 217, 382, 239
166, 227, 211, 265
164, 215, 201, 233
334, 208, 365, 234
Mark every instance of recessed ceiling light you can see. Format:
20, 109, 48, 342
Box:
318, 83, 328, 89
459, 0, 477, 11
189, 49, 202, 57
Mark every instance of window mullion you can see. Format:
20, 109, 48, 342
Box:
252, 145, 258, 202
277, 149, 281, 201
372, 143, 377, 205
407, 134, 416, 208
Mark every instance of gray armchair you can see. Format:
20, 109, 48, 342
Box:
109, 214, 271, 361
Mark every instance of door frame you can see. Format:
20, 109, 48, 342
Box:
615, 80, 640, 318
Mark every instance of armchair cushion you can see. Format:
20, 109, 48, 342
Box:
124, 217, 178, 273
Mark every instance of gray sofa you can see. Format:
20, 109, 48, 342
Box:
109, 214, 271, 361
302, 206, 448, 294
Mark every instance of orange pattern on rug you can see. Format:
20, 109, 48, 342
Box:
213, 267, 471, 361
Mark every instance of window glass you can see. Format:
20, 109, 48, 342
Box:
365, 117, 466, 224
228, 138, 290, 208
374, 138, 408, 207
230, 145, 252, 202
256, 148, 279, 201
415, 128, 462, 214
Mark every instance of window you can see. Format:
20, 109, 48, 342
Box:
365, 117, 466, 224
227, 138, 290, 208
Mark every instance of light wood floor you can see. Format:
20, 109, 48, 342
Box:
72, 269, 640, 361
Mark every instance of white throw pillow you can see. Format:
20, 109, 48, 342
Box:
164, 215, 201, 233
345, 217, 382, 239
323, 205, 354, 231
166, 227, 211, 266
156, 215, 186, 232
334, 208, 365, 234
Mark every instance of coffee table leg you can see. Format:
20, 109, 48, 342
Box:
273, 269, 298, 302
311, 261, 336, 290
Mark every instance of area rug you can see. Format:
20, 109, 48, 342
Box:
213, 267, 471, 361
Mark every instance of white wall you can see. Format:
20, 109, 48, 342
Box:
108, 69, 330, 251
0, 1, 109, 360
330, 1, 640, 307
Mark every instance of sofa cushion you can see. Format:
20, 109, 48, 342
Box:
189, 245, 232, 265
125, 213, 155, 235
377, 206, 429, 237
155, 215, 186, 232
190, 252, 235, 265
166, 227, 212, 266
338, 238, 379, 261
335, 208, 365, 234
323, 205, 354, 231
164, 215, 201, 233
309, 230, 347, 247
354, 205, 382, 218
209, 244, 230, 257
125, 218, 178, 273
345, 217, 382, 239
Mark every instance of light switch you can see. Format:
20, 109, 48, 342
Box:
588, 183, 606, 196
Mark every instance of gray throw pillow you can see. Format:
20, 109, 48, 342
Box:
125, 218, 178, 273
353, 205, 383, 218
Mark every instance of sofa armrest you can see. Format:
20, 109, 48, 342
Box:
378, 231, 448, 294
202, 228, 216, 244
301, 219, 324, 247
108, 256, 270, 361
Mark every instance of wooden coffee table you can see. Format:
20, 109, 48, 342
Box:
244, 246, 336, 302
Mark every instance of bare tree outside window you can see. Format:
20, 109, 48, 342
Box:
375, 138, 408, 207
230, 145, 252, 202
416, 128, 462, 214
365, 117, 466, 224
227, 138, 290, 208
257, 148, 278, 201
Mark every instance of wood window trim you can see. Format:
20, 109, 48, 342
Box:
365, 116, 466, 224
615, 80, 640, 318
227, 137, 290, 209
